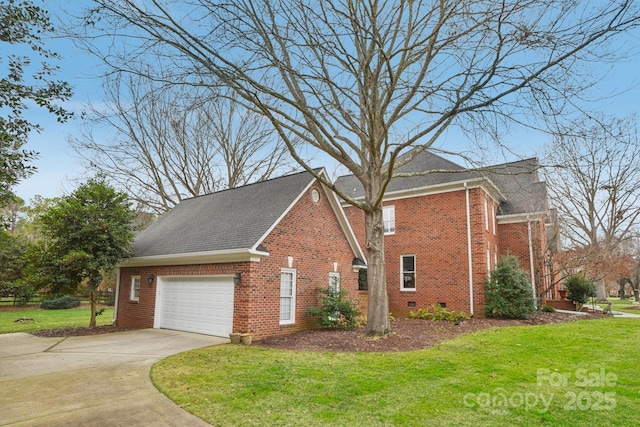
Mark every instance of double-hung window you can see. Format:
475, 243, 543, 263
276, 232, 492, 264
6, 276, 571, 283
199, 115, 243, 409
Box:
328, 272, 340, 293
401, 255, 416, 291
130, 276, 141, 301
280, 269, 296, 324
383, 205, 395, 235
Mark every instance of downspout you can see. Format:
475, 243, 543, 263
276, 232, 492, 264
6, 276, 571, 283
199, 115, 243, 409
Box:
527, 219, 537, 308
113, 267, 120, 325
465, 183, 474, 315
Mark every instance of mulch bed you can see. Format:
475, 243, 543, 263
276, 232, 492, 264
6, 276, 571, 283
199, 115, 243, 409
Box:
255, 312, 602, 353
23, 311, 605, 351
30, 325, 134, 337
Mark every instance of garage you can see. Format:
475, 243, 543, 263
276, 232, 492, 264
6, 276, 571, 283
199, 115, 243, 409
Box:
156, 276, 234, 337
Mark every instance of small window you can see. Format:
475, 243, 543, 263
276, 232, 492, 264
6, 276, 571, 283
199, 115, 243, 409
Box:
358, 269, 368, 291
280, 269, 296, 324
383, 205, 395, 235
311, 189, 320, 203
130, 276, 141, 301
401, 255, 416, 291
329, 272, 340, 292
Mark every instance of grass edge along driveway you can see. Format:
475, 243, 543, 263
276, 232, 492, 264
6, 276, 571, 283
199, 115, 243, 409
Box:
152, 317, 639, 427
0, 307, 114, 333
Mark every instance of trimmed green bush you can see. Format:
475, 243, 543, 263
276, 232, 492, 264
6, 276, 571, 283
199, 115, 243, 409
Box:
542, 304, 556, 313
304, 281, 361, 329
565, 274, 596, 309
408, 305, 470, 322
483, 255, 536, 319
40, 295, 82, 310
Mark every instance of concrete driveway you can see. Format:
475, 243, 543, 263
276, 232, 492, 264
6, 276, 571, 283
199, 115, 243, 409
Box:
0, 329, 227, 426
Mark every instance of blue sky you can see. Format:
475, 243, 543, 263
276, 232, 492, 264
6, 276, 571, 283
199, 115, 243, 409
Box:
11, 1, 640, 204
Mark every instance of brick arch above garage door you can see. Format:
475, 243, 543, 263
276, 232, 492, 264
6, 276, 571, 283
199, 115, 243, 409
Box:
154, 275, 234, 338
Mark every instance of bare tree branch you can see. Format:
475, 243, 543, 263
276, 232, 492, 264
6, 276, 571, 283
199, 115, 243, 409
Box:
70, 74, 300, 213
74, 0, 640, 335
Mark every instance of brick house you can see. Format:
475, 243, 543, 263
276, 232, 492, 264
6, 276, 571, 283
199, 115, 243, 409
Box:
115, 151, 552, 338
335, 150, 552, 317
115, 169, 365, 339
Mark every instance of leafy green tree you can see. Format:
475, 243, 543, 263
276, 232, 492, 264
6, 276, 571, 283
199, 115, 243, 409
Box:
484, 255, 536, 319
565, 274, 596, 311
30, 178, 134, 327
0, 0, 73, 204
0, 195, 24, 231
13, 195, 59, 242
0, 228, 31, 304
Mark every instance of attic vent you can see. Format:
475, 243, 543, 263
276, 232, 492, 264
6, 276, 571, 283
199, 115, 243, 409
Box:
311, 189, 320, 203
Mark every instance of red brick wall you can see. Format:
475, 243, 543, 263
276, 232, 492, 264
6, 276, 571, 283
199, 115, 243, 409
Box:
497, 218, 547, 300
248, 181, 360, 339
117, 180, 360, 339
117, 263, 242, 329
497, 222, 531, 270
343, 187, 498, 318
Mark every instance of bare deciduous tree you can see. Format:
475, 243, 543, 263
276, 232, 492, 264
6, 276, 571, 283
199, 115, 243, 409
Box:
544, 114, 640, 300
71, 74, 299, 213
79, 0, 640, 335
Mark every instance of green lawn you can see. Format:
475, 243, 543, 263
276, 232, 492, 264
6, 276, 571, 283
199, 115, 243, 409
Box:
599, 298, 640, 314
0, 306, 114, 333
152, 318, 640, 427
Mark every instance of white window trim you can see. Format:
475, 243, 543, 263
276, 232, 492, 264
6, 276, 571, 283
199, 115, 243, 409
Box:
383, 205, 395, 235
401, 255, 416, 291
280, 268, 297, 325
492, 202, 496, 235
328, 272, 340, 292
487, 247, 492, 273
130, 276, 141, 302
484, 197, 489, 231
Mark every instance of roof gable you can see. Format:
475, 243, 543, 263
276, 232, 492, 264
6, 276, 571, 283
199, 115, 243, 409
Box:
335, 151, 479, 199
484, 158, 547, 215
132, 170, 319, 258
334, 150, 547, 216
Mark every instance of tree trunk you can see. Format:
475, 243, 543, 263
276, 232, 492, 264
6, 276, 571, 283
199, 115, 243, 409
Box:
364, 205, 390, 336
595, 280, 607, 302
634, 290, 640, 303
89, 287, 97, 328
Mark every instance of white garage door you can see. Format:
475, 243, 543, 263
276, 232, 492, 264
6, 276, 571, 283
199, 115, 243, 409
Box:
158, 276, 234, 337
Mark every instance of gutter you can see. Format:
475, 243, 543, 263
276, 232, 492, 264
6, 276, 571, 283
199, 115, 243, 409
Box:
465, 183, 474, 315
117, 247, 270, 267
527, 218, 537, 308
113, 267, 120, 325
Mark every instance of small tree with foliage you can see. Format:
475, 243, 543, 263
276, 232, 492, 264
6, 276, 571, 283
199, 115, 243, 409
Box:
0, 229, 32, 304
305, 278, 361, 329
565, 274, 596, 311
30, 178, 134, 327
484, 256, 536, 319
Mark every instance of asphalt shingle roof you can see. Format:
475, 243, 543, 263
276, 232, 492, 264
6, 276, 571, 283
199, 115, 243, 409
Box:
132, 170, 317, 257
485, 158, 548, 215
335, 151, 479, 200
334, 150, 547, 216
